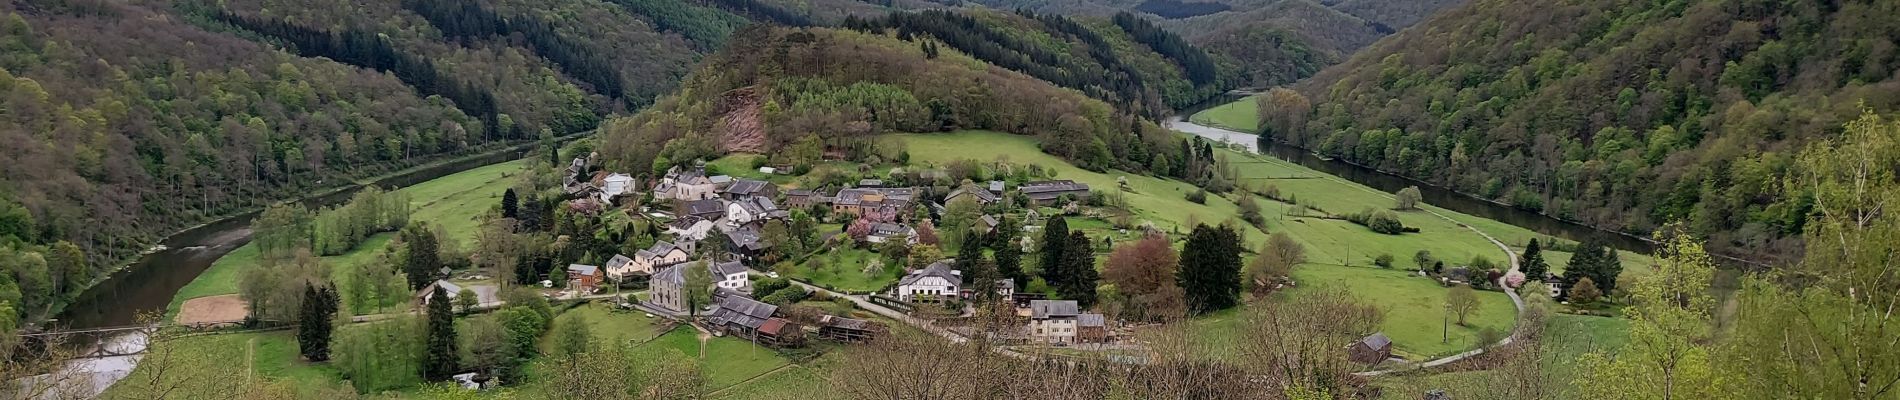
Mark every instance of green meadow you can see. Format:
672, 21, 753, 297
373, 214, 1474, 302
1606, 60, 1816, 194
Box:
168, 160, 525, 318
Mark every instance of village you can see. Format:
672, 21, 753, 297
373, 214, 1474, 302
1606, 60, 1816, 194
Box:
530, 153, 1133, 352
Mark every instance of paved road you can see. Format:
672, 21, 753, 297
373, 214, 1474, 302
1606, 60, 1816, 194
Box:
1164, 118, 1529, 376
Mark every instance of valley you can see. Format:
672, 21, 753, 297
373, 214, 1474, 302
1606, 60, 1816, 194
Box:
5, 0, 1898, 398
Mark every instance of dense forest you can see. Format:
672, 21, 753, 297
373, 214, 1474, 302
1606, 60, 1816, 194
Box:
1264, 0, 1900, 260
0, 0, 504, 321
1132, 0, 1231, 19
0, 0, 760, 324
597, 26, 1224, 183
844, 9, 1228, 117
1159, 0, 1464, 90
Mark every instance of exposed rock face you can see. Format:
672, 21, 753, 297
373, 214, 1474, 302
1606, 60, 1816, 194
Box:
716, 87, 766, 153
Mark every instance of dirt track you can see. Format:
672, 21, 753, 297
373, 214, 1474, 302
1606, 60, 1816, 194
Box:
176, 294, 247, 325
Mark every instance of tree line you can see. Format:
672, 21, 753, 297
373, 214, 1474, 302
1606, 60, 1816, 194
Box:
1265, 0, 1900, 261
209, 10, 517, 141
0, 3, 509, 326
401, 0, 628, 107
1110, 12, 1217, 86
843, 9, 1226, 118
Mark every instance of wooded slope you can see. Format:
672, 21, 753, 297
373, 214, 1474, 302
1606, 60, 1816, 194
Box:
1270, 0, 1900, 259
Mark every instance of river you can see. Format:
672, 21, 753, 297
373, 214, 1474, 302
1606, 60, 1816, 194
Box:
52, 139, 573, 331
1163, 114, 1659, 255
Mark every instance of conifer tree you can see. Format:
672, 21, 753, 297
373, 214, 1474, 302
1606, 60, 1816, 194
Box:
1177, 224, 1242, 314
501, 188, 518, 219
1059, 231, 1099, 307
423, 287, 459, 381
1521, 238, 1548, 281
1038, 217, 1069, 288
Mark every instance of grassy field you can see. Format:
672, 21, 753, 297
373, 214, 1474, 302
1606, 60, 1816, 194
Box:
101, 331, 355, 398
1182, 264, 1517, 358
543, 302, 675, 352
168, 160, 526, 318
1188, 96, 1261, 132
786, 247, 901, 293
636, 327, 795, 390
897, 131, 1271, 244
899, 131, 1545, 356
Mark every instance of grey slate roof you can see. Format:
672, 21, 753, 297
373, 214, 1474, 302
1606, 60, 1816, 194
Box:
636, 240, 682, 259
898, 260, 961, 287
1359, 333, 1392, 350
432, 280, 462, 296
709, 260, 748, 276
946, 186, 998, 204
654, 264, 686, 285
708, 290, 778, 330
1019, 180, 1091, 200
728, 228, 770, 251
1029, 299, 1081, 319
567, 264, 600, 276
988, 180, 1005, 194
605, 254, 633, 271
723, 180, 771, 196
1077, 313, 1106, 327
684, 199, 726, 216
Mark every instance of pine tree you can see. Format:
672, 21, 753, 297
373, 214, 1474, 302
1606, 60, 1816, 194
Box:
424, 286, 459, 381
1038, 217, 1069, 288
402, 223, 441, 290
995, 241, 1024, 288
296, 283, 339, 361
501, 188, 519, 219
1060, 231, 1099, 307
1521, 238, 1548, 281
1177, 224, 1242, 314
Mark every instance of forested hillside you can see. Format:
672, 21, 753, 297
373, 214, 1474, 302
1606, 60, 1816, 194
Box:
1266, 0, 1900, 260
936, 0, 1466, 90
0, 0, 500, 320
844, 9, 1228, 118
597, 26, 1203, 178
1163, 0, 1462, 89
0, 0, 758, 323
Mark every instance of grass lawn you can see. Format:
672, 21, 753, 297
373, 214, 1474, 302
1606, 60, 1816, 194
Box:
712, 351, 843, 400
543, 302, 674, 352
707, 153, 801, 185
1184, 264, 1517, 359
102, 331, 355, 398
1372, 313, 1630, 398
168, 160, 526, 317
785, 247, 900, 293
897, 131, 1271, 244
1187, 96, 1261, 132
634, 327, 795, 391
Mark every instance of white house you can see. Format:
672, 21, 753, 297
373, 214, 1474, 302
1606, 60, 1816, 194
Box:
621, 241, 691, 277
598, 173, 635, 203
1028, 299, 1081, 344
865, 223, 917, 245
603, 254, 636, 280
650, 264, 688, 313
674, 172, 719, 201
725, 197, 785, 226
708, 260, 751, 292
896, 260, 960, 302
666, 217, 716, 241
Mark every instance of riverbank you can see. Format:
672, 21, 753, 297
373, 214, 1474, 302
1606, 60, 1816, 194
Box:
166, 160, 527, 320
53, 131, 591, 330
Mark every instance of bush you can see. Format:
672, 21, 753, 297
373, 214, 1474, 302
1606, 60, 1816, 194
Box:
1186, 188, 1207, 204
1373, 253, 1394, 268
